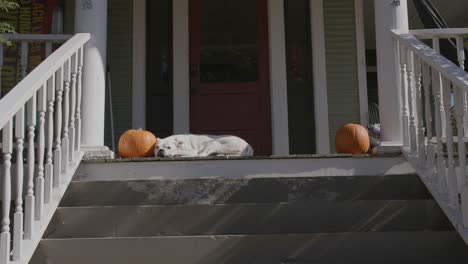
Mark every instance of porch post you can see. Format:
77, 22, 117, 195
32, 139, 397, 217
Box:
74, 0, 107, 148
374, 0, 408, 149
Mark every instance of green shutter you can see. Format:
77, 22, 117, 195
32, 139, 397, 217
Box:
323, 0, 360, 152
106, 0, 133, 147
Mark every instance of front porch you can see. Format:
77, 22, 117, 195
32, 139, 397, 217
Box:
3, 0, 468, 263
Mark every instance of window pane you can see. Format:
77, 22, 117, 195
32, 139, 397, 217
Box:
199, 0, 258, 83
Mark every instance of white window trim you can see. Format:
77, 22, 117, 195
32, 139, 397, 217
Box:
310, 0, 331, 154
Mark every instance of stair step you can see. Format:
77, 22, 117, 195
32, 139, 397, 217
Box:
60, 174, 430, 206
32, 232, 468, 264
46, 200, 451, 239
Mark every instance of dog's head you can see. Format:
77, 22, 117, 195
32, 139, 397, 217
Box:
155, 137, 184, 157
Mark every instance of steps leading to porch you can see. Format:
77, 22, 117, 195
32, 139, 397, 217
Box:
31, 157, 468, 263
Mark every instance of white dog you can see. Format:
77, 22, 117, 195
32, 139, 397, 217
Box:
155, 134, 254, 158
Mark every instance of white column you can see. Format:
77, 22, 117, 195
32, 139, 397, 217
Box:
374, 0, 409, 146
75, 0, 107, 146
268, 0, 289, 155
173, 0, 190, 134
310, 0, 330, 154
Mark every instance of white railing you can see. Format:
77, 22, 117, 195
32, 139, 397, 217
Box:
393, 29, 468, 244
0, 33, 89, 263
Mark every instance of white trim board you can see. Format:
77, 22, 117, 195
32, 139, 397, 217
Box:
355, 0, 369, 126
132, 0, 146, 129
310, 0, 331, 154
267, 0, 290, 155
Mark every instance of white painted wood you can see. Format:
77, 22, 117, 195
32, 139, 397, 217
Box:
24, 94, 36, 240
75, 0, 107, 147
45, 42, 53, 58
310, 0, 330, 154
430, 67, 446, 187
76, 47, 83, 152
0, 34, 90, 131
422, 63, 435, 178
398, 44, 409, 148
455, 36, 468, 138
1, 120, 12, 264
374, 0, 408, 144
132, 0, 146, 129
69, 53, 78, 161
12, 107, 24, 261
267, 0, 289, 155
442, 77, 458, 208
0, 43, 3, 99
44, 76, 55, 204
172, 0, 190, 134
406, 49, 417, 155
62, 59, 71, 175
21, 41, 28, 79
454, 86, 467, 200
413, 55, 425, 167
354, 0, 369, 126
54, 67, 63, 188
35, 84, 47, 221
410, 28, 468, 39
3, 33, 72, 42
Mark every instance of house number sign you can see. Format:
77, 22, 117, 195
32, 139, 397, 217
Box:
81, 0, 93, 10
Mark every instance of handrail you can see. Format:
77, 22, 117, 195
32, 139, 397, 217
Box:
409, 28, 468, 39
2, 34, 73, 43
391, 31, 468, 90
393, 29, 468, 245
0, 33, 89, 264
0, 33, 90, 130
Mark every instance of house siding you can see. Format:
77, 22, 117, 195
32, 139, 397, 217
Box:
323, 0, 360, 152
105, 0, 134, 147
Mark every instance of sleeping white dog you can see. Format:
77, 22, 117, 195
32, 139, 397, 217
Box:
155, 134, 254, 158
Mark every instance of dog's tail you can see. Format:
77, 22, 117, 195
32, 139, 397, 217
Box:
243, 145, 254, 157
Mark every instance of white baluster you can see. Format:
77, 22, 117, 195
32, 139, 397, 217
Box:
69, 53, 77, 161
455, 86, 467, 193
12, 107, 24, 261
422, 63, 435, 173
62, 60, 70, 174
432, 37, 447, 137
0, 43, 3, 99
413, 55, 425, 167
54, 67, 63, 187
76, 47, 83, 152
45, 42, 52, 58
1, 121, 12, 264
24, 94, 36, 239
44, 75, 55, 203
431, 68, 446, 187
406, 49, 417, 155
399, 43, 409, 149
456, 36, 468, 138
35, 84, 47, 220
21, 41, 28, 79
442, 77, 459, 209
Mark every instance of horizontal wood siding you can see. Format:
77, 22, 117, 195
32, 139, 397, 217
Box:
323, 0, 360, 152
106, 0, 133, 147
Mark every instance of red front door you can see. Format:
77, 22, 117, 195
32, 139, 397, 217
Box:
189, 0, 272, 155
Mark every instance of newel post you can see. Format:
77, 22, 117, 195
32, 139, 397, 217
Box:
374, 0, 409, 152
74, 0, 113, 157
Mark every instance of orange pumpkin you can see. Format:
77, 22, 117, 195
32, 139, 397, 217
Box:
118, 129, 157, 158
335, 123, 370, 154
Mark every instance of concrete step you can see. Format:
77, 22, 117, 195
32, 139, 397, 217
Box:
45, 200, 451, 239
31, 232, 468, 264
60, 174, 430, 207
